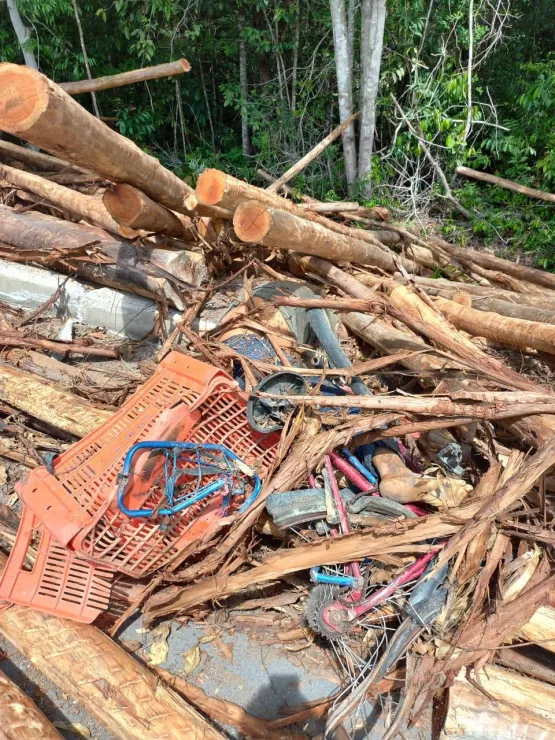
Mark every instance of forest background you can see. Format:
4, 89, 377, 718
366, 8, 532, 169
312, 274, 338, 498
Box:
1, 0, 554, 266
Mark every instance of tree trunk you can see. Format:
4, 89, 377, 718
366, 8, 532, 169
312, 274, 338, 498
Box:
197, 169, 422, 261
358, 0, 386, 193
0, 140, 87, 174
495, 647, 555, 685
330, 0, 357, 187
0, 163, 127, 236
434, 294, 555, 355
442, 665, 555, 738
233, 199, 407, 270
238, 14, 251, 157
0, 64, 198, 215
103, 183, 195, 239
0, 603, 224, 740
60, 59, 191, 95
70, 0, 100, 118
291, 0, 301, 113
431, 238, 555, 292
0, 363, 112, 437
0, 667, 63, 740
6, 0, 37, 69
456, 165, 555, 204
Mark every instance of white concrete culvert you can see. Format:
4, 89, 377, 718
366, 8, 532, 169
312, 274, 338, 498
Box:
0, 259, 181, 340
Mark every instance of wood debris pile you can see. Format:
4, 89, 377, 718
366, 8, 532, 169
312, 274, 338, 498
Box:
0, 62, 553, 739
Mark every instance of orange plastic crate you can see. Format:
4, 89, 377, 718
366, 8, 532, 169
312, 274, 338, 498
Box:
17, 352, 280, 578
0, 506, 113, 623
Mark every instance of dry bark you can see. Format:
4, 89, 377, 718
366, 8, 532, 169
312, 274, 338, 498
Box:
495, 647, 555, 685
0, 667, 63, 740
0, 63, 199, 215
519, 606, 555, 654
103, 183, 196, 239
0, 603, 223, 739
60, 59, 191, 95
456, 165, 555, 204
442, 665, 555, 738
433, 294, 555, 354
0, 332, 118, 357
234, 200, 411, 270
0, 163, 126, 235
153, 668, 305, 740
0, 362, 112, 436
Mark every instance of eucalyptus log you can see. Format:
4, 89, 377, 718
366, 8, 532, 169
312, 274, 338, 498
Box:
0, 667, 63, 740
0, 63, 198, 215
433, 294, 555, 354
233, 200, 415, 271
0, 362, 112, 437
60, 58, 191, 95
520, 605, 555, 654
0, 140, 88, 174
433, 238, 555, 292
442, 665, 555, 739
198, 169, 425, 267
0, 603, 223, 740
103, 183, 196, 239
456, 165, 555, 204
0, 163, 128, 236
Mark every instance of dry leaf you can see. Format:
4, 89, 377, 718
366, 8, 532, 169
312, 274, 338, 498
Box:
0, 465, 7, 487
54, 722, 91, 737
199, 634, 217, 644
183, 644, 201, 675
148, 623, 171, 666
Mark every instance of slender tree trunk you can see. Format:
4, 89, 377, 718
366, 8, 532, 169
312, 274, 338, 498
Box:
198, 56, 216, 150
238, 14, 251, 157
347, 0, 356, 72
70, 0, 100, 118
358, 0, 386, 193
330, 0, 357, 187
463, 0, 474, 142
291, 0, 301, 113
6, 0, 37, 69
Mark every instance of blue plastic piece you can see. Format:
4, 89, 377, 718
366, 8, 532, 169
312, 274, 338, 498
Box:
117, 441, 261, 518
341, 447, 378, 486
310, 566, 358, 588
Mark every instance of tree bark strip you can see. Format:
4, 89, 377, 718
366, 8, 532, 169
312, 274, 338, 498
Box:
60, 59, 191, 95
0, 362, 112, 437
0, 63, 199, 215
0, 667, 63, 740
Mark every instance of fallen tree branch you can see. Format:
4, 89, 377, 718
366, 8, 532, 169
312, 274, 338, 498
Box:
59, 59, 191, 95
456, 165, 555, 204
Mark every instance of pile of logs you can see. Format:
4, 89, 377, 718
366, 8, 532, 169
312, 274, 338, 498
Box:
0, 61, 554, 738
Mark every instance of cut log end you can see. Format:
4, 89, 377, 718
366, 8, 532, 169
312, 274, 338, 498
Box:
233, 200, 272, 243
196, 168, 227, 206
178, 58, 192, 72
102, 183, 142, 225
0, 63, 50, 132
